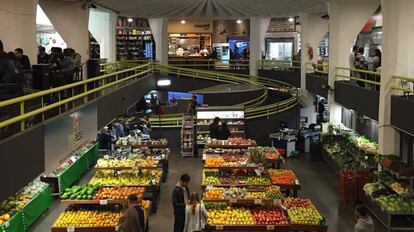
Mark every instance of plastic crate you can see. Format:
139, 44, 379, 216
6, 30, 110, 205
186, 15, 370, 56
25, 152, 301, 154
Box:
339, 171, 358, 204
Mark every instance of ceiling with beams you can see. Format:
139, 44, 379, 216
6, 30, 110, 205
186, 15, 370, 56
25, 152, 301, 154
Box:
92, 0, 328, 18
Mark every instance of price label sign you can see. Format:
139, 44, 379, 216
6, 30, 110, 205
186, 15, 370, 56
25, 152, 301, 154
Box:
67, 227, 75, 232
100, 200, 108, 205
295, 179, 299, 185
229, 198, 237, 203
254, 199, 262, 204
267, 225, 275, 230
216, 225, 224, 230
115, 226, 120, 231
4, 221, 10, 228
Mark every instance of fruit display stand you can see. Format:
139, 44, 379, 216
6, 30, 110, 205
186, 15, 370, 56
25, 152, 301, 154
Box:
41, 143, 100, 195
268, 169, 301, 197
0, 211, 24, 232
22, 186, 53, 229
115, 138, 168, 150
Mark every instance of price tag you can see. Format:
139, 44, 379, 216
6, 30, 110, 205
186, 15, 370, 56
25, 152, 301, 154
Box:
100, 200, 108, 205
267, 225, 275, 230
273, 199, 282, 206
254, 199, 262, 204
295, 179, 299, 185
216, 225, 224, 230
229, 198, 237, 203
206, 185, 213, 191
115, 226, 120, 231
4, 221, 10, 228
70, 156, 77, 163
67, 227, 75, 232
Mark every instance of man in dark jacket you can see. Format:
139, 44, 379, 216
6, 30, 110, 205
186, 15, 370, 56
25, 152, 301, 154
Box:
120, 194, 145, 232
37, 46, 50, 64
172, 174, 191, 232
15, 48, 31, 70
0, 41, 20, 83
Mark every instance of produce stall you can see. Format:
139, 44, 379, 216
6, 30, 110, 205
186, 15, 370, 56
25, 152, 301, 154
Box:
41, 142, 100, 195
362, 154, 414, 231
205, 138, 257, 149
196, 107, 245, 145
0, 182, 52, 232
116, 138, 168, 149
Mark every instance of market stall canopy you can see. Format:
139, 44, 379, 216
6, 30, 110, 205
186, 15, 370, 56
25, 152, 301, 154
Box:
92, 0, 327, 18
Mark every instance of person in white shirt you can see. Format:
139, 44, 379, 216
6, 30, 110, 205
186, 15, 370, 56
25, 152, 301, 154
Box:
184, 192, 208, 232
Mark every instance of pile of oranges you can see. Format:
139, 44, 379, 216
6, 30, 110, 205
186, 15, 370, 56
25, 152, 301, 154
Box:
53, 210, 122, 227
204, 188, 224, 200
93, 186, 145, 200
205, 157, 226, 167
268, 169, 297, 185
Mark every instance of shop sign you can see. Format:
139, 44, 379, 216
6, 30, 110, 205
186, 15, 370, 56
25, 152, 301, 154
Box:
267, 18, 295, 32
194, 23, 211, 31
168, 20, 213, 33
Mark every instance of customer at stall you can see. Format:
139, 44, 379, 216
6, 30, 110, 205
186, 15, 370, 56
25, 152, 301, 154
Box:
354, 47, 368, 87
217, 121, 231, 140
353, 206, 374, 232
172, 174, 191, 232
209, 117, 220, 139
349, 45, 358, 77
187, 95, 197, 115
184, 192, 208, 232
114, 120, 125, 138
14, 48, 31, 70
119, 194, 145, 232
141, 114, 152, 135
37, 46, 50, 64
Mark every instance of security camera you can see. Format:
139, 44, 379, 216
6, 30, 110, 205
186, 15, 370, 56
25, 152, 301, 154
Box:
83, 0, 97, 9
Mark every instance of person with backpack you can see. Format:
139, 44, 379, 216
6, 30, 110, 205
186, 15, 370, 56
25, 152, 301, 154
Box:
184, 192, 208, 232
172, 174, 191, 232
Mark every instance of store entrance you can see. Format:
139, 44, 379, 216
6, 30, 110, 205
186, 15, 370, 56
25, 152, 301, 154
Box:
265, 38, 294, 61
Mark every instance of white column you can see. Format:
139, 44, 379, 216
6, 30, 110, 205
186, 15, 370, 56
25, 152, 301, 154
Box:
148, 18, 168, 65
250, 17, 270, 76
327, 0, 379, 124
39, 0, 90, 67
378, 0, 414, 154
88, 8, 117, 62
300, 13, 329, 106
0, 0, 38, 62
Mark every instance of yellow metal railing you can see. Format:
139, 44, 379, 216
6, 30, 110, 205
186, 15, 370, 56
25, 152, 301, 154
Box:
335, 66, 381, 86
101, 60, 151, 74
258, 60, 301, 71
168, 59, 249, 70
305, 62, 329, 75
392, 75, 414, 93
0, 62, 299, 132
0, 63, 153, 132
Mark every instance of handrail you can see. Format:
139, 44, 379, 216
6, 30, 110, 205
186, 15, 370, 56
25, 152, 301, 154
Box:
391, 75, 414, 93
305, 62, 329, 75
0, 62, 299, 133
258, 59, 301, 70
335, 66, 381, 86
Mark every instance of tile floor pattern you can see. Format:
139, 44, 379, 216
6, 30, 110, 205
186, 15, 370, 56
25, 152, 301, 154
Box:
29, 151, 388, 232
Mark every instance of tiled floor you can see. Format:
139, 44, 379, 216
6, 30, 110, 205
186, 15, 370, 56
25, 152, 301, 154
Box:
30, 151, 384, 232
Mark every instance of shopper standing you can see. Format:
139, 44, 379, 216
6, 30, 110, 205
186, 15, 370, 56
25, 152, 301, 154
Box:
354, 47, 368, 87
209, 117, 220, 139
353, 206, 374, 232
15, 48, 31, 70
184, 192, 208, 232
37, 46, 51, 64
187, 95, 197, 115
172, 174, 191, 232
349, 45, 358, 77
217, 122, 231, 140
119, 194, 145, 232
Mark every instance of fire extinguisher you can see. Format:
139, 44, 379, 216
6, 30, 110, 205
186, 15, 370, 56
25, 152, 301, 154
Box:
306, 43, 314, 60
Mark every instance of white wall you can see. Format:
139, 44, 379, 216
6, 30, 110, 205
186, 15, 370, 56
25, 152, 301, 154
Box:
0, 0, 38, 62
39, 0, 89, 66
88, 8, 117, 62
149, 18, 168, 65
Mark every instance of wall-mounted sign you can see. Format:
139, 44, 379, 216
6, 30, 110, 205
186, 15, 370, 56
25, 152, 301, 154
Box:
267, 18, 295, 32
168, 20, 213, 33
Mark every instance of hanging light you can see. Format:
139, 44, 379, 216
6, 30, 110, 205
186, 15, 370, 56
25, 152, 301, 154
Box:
127, 17, 134, 23
180, 20, 186, 24
288, 17, 294, 22
236, 19, 242, 24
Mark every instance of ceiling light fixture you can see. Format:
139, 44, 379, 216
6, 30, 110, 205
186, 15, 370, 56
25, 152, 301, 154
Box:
180, 20, 186, 24
127, 17, 134, 23
157, 80, 171, 86
288, 17, 294, 22
236, 19, 242, 24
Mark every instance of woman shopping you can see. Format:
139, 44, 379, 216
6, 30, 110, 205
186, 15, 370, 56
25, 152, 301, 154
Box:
184, 192, 209, 232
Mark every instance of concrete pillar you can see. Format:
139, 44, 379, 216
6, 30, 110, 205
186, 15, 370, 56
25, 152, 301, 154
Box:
148, 18, 168, 65
327, 0, 379, 124
378, 0, 414, 154
0, 0, 38, 62
250, 17, 270, 76
300, 13, 329, 106
39, 0, 89, 67
88, 8, 117, 62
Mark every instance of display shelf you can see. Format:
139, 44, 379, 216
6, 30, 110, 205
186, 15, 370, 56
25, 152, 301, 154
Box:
206, 144, 256, 149
206, 224, 290, 231
51, 226, 118, 232
61, 199, 128, 205
203, 165, 261, 169
117, 144, 168, 149
203, 198, 281, 205
94, 166, 160, 170
22, 186, 53, 229
0, 211, 24, 232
